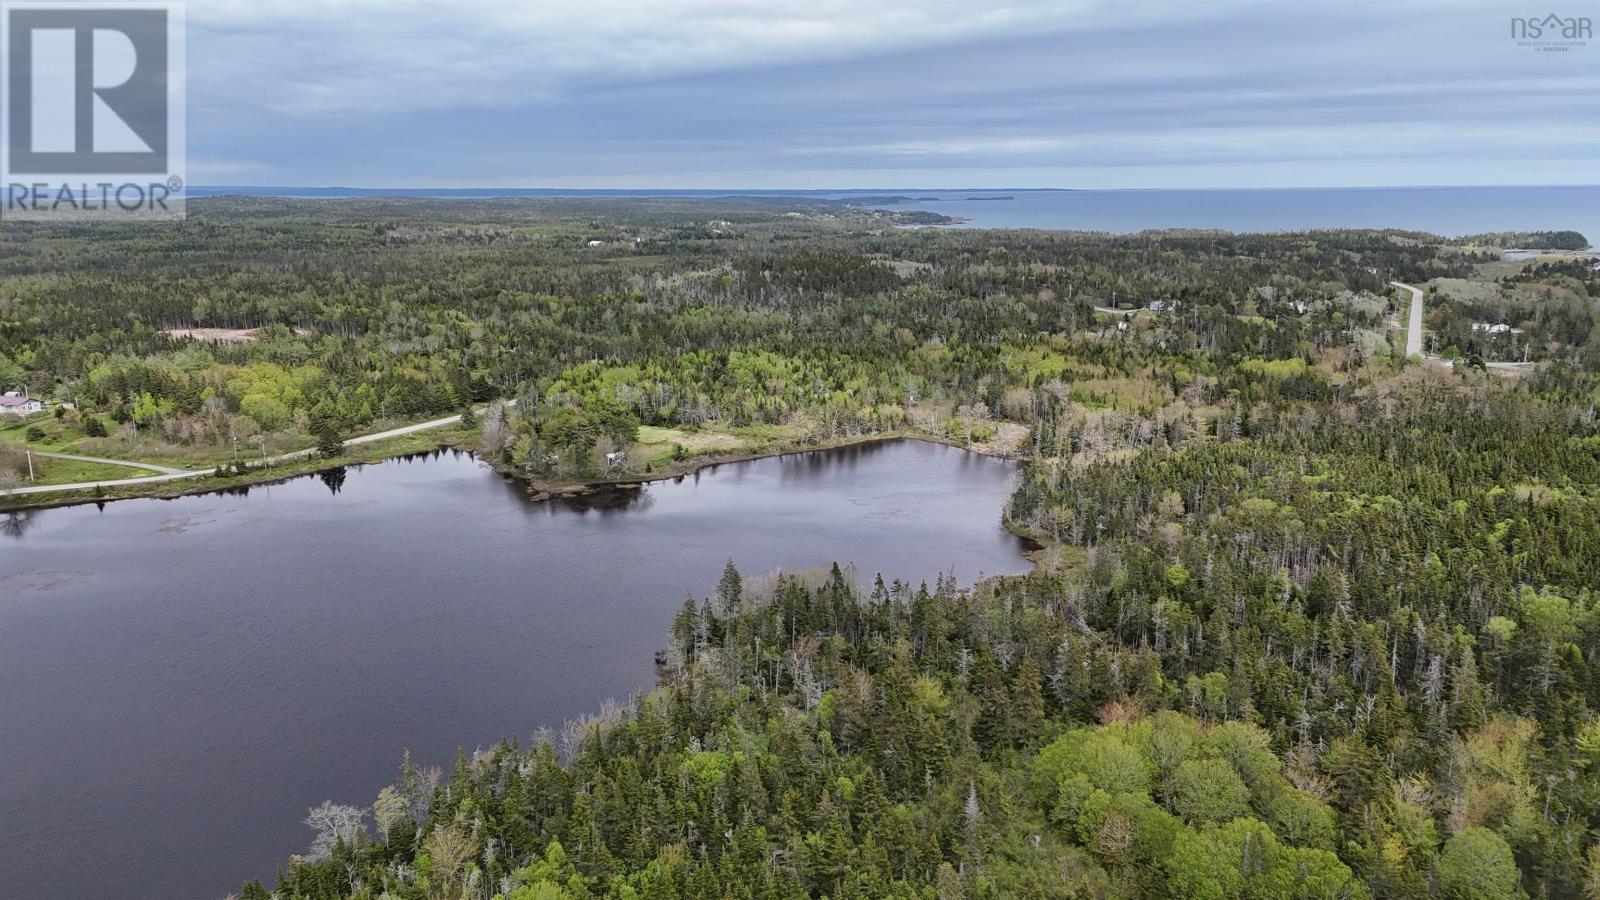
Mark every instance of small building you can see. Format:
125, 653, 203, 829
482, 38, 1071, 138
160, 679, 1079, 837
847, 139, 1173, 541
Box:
1472, 323, 1516, 335
0, 391, 42, 415
603, 450, 626, 468
586, 239, 605, 247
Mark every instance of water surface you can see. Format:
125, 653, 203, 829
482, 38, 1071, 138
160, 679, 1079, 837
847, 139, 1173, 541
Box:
193, 185, 1600, 241
882, 186, 1600, 240
0, 439, 1028, 900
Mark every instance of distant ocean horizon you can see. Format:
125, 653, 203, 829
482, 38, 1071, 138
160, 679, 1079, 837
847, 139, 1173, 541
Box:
189, 185, 1599, 244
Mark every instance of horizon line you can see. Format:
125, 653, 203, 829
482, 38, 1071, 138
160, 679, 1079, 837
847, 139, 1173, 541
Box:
189, 183, 1600, 195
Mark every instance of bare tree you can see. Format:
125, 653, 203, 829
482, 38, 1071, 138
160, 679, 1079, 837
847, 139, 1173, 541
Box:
481, 401, 509, 454
303, 800, 368, 862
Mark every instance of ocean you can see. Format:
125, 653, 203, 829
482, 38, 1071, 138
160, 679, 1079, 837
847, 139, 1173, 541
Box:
875, 186, 1598, 243
189, 185, 1599, 244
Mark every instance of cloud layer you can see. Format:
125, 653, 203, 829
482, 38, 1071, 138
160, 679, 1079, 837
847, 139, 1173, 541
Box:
183, 0, 1599, 187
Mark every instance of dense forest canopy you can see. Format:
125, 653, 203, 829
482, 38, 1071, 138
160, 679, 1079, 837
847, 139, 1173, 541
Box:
1453, 231, 1592, 252
3, 199, 1600, 898
8, 197, 1582, 484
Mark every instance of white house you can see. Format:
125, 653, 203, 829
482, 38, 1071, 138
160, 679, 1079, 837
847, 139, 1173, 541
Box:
1472, 323, 1519, 335
0, 391, 42, 415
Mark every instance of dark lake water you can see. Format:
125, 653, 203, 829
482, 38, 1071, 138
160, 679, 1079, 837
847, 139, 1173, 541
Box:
0, 439, 1029, 900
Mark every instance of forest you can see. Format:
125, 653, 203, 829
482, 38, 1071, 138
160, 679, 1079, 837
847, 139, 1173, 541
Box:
6, 197, 1572, 488
3, 199, 1600, 897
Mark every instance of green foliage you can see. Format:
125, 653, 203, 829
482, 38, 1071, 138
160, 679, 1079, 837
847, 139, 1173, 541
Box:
7, 199, 1545, 471
1455, 230, 1589, 251
8, 199, 1599, 897
1267, 789, 1337, 849
311, 411, 344, 459
256, 574, 1377, 900
1169, 758, 1250, 825
1438, 828, 1525, 900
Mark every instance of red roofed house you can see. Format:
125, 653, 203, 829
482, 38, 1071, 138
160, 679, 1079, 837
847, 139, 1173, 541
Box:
0, 391, 43, 415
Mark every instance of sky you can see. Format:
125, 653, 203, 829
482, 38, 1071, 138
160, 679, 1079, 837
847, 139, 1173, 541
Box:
184, 0, 1598, 189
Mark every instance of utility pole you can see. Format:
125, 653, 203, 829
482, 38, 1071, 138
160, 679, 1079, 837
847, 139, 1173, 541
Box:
25, 448, 35, 482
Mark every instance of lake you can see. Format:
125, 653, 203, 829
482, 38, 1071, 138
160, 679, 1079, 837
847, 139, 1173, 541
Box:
0, 439, 1029, 900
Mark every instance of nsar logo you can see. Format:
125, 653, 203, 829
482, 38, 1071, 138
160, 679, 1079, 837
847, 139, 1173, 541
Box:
1510, 13, 1591, 52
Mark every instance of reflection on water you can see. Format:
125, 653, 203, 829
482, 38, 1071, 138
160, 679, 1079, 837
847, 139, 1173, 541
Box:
0, 439, 1028, 900
319, 466, 348, 495
1, 510, 34, 539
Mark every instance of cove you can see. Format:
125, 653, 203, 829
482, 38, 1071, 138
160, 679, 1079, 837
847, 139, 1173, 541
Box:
0, 438, 1030, 900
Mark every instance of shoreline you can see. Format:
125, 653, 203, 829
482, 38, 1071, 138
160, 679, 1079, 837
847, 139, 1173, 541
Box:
1, 428, 1023, 514
0, 427, 482, 513
502, 429, 1016, 499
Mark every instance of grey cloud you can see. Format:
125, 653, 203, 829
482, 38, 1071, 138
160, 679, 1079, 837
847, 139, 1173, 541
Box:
181, 0, 1598, 187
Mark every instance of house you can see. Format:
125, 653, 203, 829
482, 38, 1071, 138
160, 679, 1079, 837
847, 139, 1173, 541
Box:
586, 239, 605, 247
0, 391, 42, 415
604, 450, 626, 468
1472, 323, 1516, 335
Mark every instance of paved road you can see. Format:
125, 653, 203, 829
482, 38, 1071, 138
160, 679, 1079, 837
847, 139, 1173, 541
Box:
3, 408, 483, 497
1386, 282, 1537, 373
1391, 281, 1424, 357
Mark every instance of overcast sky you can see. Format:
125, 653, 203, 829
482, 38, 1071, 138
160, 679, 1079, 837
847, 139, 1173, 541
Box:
185, 0, 1597, 189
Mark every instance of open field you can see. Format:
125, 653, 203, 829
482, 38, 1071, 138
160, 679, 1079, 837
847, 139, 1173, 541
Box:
161, 326, 315, 343
631, 424, 808, 468
0, 424, 477, 510
0, 453, 145, 487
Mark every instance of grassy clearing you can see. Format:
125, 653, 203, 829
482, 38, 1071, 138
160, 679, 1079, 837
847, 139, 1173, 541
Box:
1, 425, 478, 511
633, 425, 751, 466
5, 454, 147, 486
0, 413, 61, 444
1, 410, 472, 470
